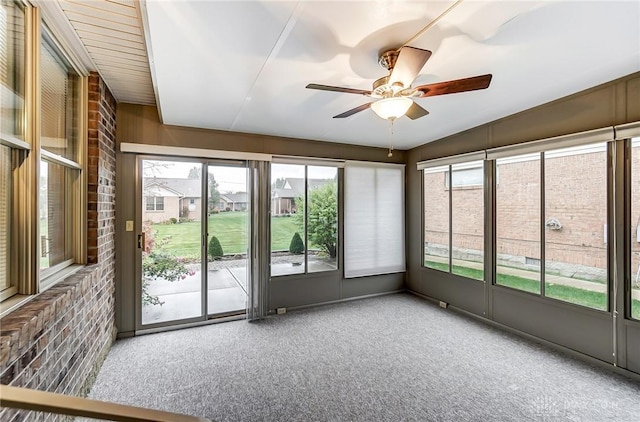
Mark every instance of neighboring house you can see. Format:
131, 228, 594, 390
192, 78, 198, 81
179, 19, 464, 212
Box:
143, 178, 202, 223
271, 178, 333, 215
219, 192, 248, 211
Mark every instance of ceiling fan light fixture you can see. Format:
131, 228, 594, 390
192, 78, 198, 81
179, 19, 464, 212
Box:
371, 97, 413, 120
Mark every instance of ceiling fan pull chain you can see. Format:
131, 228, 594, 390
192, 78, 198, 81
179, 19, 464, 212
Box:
388, 119, 395, 157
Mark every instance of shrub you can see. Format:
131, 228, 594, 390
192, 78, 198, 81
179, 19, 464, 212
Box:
141, 221, 194, 306
208, 236, 224, 260
169, 217, 177, 224
289, 232, 304, 254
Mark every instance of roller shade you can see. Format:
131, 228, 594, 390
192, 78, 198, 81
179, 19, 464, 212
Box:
344, 161, 405, 278
120, 143, 272, 162
272, 156, 345, 167
417, 150, 486, 170
486, 127, 614, 160
615, 121, 640, 140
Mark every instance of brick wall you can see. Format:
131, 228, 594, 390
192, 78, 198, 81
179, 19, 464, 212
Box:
632, 144, 640, 279
0, 72, 116, 422
424, 145, 640, 279
88, 72, 117, 265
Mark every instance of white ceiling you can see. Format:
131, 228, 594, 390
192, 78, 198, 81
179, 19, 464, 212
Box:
59, 1, 640, 151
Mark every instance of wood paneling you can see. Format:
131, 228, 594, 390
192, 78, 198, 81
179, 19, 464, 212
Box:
59, 0, 155, 106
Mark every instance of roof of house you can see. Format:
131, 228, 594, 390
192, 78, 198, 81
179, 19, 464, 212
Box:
144, 178, 201, 198
273, 178, 333, 199
221, 192, 247, 203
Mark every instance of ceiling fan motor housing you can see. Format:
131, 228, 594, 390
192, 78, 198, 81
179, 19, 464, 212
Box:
378, 49, 399, 72
373, 49, 411, 97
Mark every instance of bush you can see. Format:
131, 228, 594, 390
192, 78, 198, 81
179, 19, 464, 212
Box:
141, 221, 194, 307
289, 232, 304, 254
169, 217, 177, 224
208, 236, 224, 260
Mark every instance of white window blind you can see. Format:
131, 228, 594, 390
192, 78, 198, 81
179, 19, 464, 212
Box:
40, 38, 68, 153
344, 161, 405, 278
0, 145, 10, 293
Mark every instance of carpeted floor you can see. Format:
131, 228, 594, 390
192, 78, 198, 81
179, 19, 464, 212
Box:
87, 293, 640, 421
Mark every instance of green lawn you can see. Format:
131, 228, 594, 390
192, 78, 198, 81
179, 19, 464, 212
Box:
425, 260, 640, 318
151, 211, 301, 258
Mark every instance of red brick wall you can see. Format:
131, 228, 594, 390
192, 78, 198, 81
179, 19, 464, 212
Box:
0, 72, 116, 422
424, 171, 449, 248
632, 143, 640, 279
423, 147, 634, 276
88, 72, 116, 265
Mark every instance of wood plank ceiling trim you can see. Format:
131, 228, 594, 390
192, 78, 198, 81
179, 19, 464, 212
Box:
58, 0, 155, 105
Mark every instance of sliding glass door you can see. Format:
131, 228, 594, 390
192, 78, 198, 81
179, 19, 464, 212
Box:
206, 164, 248, 315
139, 159, 248, 328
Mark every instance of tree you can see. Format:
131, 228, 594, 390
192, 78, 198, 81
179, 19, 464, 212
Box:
272, 177, 286, 190
289, 232, 304, 254
188, 166, 200, 179
208, 173, 220, 211
295, 182, 337, 258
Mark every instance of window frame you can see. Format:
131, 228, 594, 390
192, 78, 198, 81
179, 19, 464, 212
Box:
491, 141, 611, 312
422, 160, 486, 280
0, 0, 28, 302
270, 159, 342, 278
145, 196, 165, 212
0, 2, 88, 307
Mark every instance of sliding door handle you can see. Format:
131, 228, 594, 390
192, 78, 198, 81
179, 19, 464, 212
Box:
137, 232, 146, 250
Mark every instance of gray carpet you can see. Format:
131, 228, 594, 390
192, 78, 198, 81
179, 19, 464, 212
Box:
87, 294, 640, 421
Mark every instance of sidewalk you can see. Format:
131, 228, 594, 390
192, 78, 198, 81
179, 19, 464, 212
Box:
426, 255, 640, 301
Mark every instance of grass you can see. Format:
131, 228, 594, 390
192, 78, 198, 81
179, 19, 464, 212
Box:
151, 211, 301, 258
425, 260, 640, 318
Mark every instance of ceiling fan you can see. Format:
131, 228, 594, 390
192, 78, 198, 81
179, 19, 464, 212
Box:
306, 46, 492, 121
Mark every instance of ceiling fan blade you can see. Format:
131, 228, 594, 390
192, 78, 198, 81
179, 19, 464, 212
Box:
416, 74, 493, 98
333, 103, 372, 118
306, 83, 371, 96
405, 102, 429, 120
388, 46, 432, 89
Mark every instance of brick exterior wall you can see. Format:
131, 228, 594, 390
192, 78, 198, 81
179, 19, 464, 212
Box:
424, 145, 640, 280
88, 72, 117, 265
632, 143, 640, 280
0, 72, 116, 422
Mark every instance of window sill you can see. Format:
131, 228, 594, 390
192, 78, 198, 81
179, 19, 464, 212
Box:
0, 294, 34, 319
40, 264, 84, 291
1, 264, 85, 318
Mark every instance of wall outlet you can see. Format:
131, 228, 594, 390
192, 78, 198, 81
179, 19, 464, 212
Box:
439, 301, 448, 309
125, 220, 134, 232
276, 308, 286, 315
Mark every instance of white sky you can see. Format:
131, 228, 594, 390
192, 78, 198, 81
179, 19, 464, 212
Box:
143, 160, 337, 193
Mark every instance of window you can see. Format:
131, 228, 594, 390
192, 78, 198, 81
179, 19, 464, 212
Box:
446, 165, 483, 188
270, 163, 339, 276
344, 162, 404, 278
0, 146, 14, 300
544, 143, 607, 310
423, 160, 484, 280
39, 28, 81, 281
496, 153, 541, 293
0, 4, 87, 305
40, 30, 78, 160
1, 0, 25, 302
1, 0, 25, 143
146, 196, 164, 211
631, 137, 640, 320
39, 160, 73, 272
424, 165, 450, 272
494, 143, 609, 311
